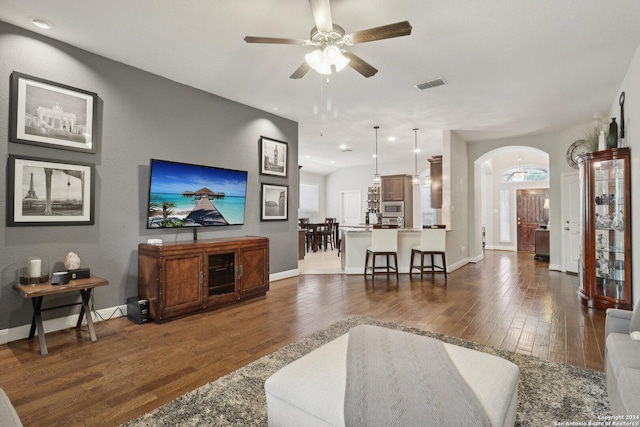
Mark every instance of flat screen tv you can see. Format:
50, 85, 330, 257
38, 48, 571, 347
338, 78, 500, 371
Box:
146, 159, 248, 229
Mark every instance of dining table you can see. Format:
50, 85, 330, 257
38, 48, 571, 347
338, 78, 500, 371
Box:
305, 222, 339, 252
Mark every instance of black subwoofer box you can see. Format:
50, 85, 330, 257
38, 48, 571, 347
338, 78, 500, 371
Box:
127, 296, 150, 324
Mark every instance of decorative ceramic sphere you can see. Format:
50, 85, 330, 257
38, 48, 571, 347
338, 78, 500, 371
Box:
64, 252, 81, 270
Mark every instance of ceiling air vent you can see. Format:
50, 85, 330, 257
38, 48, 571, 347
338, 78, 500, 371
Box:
415, 78, 446, 91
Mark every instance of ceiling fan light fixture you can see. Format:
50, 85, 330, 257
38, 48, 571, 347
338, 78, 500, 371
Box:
333, 50, 350, 72
322, 45, 341, 64
305, 49, 332, 74
305, 49, 323, 67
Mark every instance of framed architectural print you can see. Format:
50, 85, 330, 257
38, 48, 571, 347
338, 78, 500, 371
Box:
261, 183, 288, 221
7, 155, 95, 226
9, 72, 98, 153
260, 136, 288, 177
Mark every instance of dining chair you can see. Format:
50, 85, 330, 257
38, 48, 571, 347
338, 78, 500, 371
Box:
298, 218, 312, 252
410, 225, 447, 279
364, 224, 399, 279
320, 218, 336, 251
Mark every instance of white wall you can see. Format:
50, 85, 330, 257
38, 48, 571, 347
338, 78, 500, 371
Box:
443, 130, 470, 268
609, 42, 640, 307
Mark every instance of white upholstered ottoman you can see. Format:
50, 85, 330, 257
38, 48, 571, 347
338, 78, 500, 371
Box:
264, 330, 519, 427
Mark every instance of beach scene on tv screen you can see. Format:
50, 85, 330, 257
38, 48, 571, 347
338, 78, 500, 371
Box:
147, 160, 247, 228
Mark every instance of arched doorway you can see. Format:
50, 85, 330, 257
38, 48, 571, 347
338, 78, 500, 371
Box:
475, 146, 550, 256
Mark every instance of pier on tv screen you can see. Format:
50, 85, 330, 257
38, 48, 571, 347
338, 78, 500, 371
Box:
146, 159, 248, 228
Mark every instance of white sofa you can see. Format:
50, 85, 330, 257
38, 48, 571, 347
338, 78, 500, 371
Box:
605, 307, 640, 415
0, 389, 22, 427
265, 329, 520, 427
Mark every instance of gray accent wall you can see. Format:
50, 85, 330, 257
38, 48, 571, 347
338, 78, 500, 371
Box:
0, 22, 299, 330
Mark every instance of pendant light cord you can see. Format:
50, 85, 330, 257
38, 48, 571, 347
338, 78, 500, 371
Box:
375, 126, 379, 175
414, 128, 418, 176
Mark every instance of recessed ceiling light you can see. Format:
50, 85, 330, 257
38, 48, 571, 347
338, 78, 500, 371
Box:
330, 161, 335, 164
339, 144, 347, 150
305, 155, 311, 159
272, 107, 279, 111
388, 136, 396, 142
30, 18, 51, 29
372, 154, 377, 158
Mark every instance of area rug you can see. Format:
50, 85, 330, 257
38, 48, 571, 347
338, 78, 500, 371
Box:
121, 316, 609, 427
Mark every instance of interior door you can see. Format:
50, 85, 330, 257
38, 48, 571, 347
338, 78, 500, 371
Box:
340, 190, 361, 224
562, 172, 580, 273
516, 189, 549, 252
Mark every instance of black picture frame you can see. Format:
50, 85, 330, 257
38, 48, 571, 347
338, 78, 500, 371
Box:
260, 136, 288, 177
261, 183, 288, 221
9, 72, 98, 153
7, 155, 95, 226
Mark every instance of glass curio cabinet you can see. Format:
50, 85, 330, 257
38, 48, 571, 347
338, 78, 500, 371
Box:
577, 147, 632, 310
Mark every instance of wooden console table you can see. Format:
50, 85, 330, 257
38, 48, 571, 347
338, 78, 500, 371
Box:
14, 276, 109, 355
138, 237, 269, 322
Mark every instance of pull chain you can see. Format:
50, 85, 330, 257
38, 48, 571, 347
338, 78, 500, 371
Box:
319, 75, 324, 136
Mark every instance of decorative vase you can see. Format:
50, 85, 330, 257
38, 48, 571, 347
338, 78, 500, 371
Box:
607, 118, 618, 149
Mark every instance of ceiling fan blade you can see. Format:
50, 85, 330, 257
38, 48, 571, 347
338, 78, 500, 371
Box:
345, 21, 412, 44
342, 52, 378, 78
290, 62, 312, 79
309, 0, 333, 33
244, 36, 306, 45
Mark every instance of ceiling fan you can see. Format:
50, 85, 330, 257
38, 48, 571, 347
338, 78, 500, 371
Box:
244, 0, 412, 79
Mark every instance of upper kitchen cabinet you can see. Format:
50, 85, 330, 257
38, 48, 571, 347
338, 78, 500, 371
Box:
381, 175, 411, 201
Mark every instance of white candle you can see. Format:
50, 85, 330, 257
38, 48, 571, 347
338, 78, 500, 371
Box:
29, 259, 41, 278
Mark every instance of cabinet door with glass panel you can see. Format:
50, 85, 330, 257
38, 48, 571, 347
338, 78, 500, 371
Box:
578, 147, 631, 310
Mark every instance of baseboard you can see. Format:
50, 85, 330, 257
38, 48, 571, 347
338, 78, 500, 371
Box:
484, 245, 516, 251
345, 258, 470, 275
270, 269, 299, 282
470, 253, 484, 263
549, 263, 562, 271
0, 304, 127, 346
447, 258, 468, 272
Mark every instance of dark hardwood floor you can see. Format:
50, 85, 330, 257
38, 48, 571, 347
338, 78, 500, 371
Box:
0, 250, 606, 426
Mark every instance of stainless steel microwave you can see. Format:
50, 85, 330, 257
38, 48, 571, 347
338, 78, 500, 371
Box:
381, 201, 404, 217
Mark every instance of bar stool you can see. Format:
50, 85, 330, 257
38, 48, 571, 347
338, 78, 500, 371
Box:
410, 225, 447, 279
364, 224, 399, 279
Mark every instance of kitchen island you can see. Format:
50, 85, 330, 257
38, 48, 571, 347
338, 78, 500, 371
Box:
340, 226, 422, 274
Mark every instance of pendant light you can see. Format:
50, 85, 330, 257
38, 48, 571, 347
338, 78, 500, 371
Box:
412, 128, 420, 185
373, 126, 381, 185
